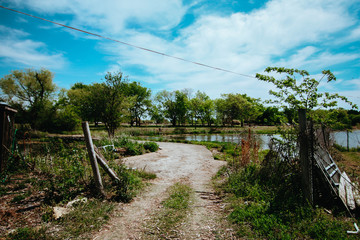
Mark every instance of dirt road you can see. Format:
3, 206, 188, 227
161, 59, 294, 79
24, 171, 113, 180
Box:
94, 142, 235, 239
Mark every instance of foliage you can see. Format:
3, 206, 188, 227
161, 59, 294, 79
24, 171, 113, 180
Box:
256, 106, 285, 125
6, 226, 52, 240
189, 90, 214, 126
148, 104, 165, 124
143, 141, 159, 152
256, 67, 357, 112
100, 72, 130, 136
0, 68, 57, 130
124, 81, 152, 126
215, 93, 260, 126
52, 104, 81, 132
0, 68, 56, 107
155, 89, 191, 126
224, 161, 357, 239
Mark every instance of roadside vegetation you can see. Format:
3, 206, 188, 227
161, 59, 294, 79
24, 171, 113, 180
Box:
1, 67, 359, 239
0, 136, 158, 239
208, 67, 360, 239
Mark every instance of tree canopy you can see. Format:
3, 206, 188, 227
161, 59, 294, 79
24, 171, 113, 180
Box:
1, 67, 358, 133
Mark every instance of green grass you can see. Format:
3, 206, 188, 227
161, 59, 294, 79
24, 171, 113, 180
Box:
222, 162, 359, 239
144, 183, 193, 239
3, 135, 157, 239
56, 199, 114, 238
7, 199, 114, 240
6, 227, 53, 240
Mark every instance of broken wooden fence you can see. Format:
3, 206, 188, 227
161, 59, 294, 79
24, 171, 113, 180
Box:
82, 121, 120, 196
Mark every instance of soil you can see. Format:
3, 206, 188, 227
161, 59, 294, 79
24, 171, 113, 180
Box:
0, 173, 46, 237
93, 142, 236, 239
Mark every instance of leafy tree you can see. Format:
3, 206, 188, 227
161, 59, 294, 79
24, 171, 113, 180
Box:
189, 91, 214, 126
149, 104, 165, 125
256, 67, 357, 130
0, 68, 56, 129
155, 90, 177, 126
348, 110, 360, 127
255, 67, 356, 112
68, 83, 106, 126
123, 81, 151, 126
155, 89, 189, 126
257, 106, 284, 125
99, 72, 130, 137
174, 90, 189, 126
215, 93, 258, 126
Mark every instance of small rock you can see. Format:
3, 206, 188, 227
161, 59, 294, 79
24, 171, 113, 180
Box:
66, 197, 88, 208
53, 207, 70, 220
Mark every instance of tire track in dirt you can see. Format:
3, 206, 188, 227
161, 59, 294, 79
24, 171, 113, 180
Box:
93, 142, 235, 239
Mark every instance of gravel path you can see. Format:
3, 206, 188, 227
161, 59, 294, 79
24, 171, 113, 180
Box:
93, 142, 235, 239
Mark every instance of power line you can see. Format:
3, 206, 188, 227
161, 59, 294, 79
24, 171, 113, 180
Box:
0, 5, 256, 79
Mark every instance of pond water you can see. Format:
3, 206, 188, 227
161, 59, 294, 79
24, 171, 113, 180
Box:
163, 130, 360, 150
331, 130, 360, 149
171, 134, 279, 149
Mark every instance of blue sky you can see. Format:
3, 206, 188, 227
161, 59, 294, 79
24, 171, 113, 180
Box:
0, 0, 359, 108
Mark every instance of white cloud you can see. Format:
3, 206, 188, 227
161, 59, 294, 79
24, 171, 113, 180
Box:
95, 0, 359, 101
0, 26, 66, 69
276, 46, 360, 71
11, 0, 188, 35
5, 0, 359, 106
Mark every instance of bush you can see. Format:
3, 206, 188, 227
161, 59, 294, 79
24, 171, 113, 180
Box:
143, 141, 159, 152
225, 153, 357, 239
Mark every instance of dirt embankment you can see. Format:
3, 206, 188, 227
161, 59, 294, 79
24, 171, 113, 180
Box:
94, 142, 235, 239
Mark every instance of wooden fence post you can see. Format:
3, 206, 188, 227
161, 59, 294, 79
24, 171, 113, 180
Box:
82, 121, 104, 196
298, 109, 313, 205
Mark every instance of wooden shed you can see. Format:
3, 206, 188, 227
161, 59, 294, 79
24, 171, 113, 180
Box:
0, 103, 17, 173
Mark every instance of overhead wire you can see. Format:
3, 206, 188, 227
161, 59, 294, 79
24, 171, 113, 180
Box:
0, 5, 256, 79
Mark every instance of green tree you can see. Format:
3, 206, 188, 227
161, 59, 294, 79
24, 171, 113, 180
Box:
255, 67, 356, 112
256, 67, 357, 129
155, 90, 177, 126
123, 81, 151, 126
155, 89, 190, 126
100, 72, 130, 137
189, 91, 214, 126
257, 106, 284, 125
149, 104, 165, 125
174, 90, 189, 126
215, 93, 258, 127
0, 68, 56, 129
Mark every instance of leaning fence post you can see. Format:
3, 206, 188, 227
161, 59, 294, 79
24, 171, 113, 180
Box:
298, 109, 313, 205
82, 121, 104, 196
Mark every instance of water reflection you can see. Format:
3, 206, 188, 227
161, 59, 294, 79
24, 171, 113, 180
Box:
164, 130, 360, 149
331, 130, 360, 149
171, 134, 280, 150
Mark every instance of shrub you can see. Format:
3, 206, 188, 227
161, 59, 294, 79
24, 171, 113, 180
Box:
143, 141, 159, 152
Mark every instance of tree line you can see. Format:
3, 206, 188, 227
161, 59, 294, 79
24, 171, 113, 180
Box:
0, 68, 359, 136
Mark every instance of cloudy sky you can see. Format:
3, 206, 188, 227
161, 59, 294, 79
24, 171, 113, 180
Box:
0, 0, 359, 107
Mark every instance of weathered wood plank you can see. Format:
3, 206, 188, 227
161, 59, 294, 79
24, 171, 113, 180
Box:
94, 147, 120, 182
343, 172, 356, 210
82, 121, 104, 196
